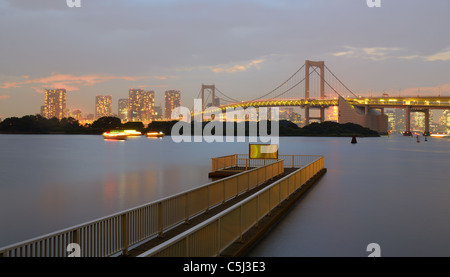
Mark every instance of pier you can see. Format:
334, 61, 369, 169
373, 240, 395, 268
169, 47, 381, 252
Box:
0, 154, 325, 257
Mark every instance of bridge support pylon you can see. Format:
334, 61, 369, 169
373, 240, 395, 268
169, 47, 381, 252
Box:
304, 60, 325, 125
403, 106, 412, 136
423, 109, 430, 136
201, 84, 215, 121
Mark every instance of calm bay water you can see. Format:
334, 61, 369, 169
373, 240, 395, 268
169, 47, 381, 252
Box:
0, 134, 449, 256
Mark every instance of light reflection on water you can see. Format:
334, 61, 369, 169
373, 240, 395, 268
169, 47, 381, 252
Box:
0, 134, 449, 256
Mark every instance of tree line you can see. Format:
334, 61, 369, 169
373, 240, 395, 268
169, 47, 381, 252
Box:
0, 115, 380, 137
0, 115, 147, 134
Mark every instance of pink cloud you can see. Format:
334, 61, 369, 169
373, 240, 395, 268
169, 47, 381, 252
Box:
0, 73, 147, 92
0, 95, 11, 100
0, 82, 21, 89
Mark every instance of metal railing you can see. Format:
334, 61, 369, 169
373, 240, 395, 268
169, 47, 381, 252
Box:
0, 158, 284, 257
235, 154, 323, 168
211, 155, 288, 172
138, 155, 325, 257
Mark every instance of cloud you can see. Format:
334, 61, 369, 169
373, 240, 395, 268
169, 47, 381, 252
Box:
333, 46, 450, 62
332, 46, 407, 61
425, 47, 450, 61
0, 73, 148, 92
0, 95, 10, 100
0, 82, 21, 89
175, 58, 266, 74
209, 59, 265, 73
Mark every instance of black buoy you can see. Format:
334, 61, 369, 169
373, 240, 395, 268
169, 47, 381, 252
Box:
351, 135, 357, 144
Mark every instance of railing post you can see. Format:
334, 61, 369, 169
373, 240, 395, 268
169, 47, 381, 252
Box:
247, 166, 250, 192
292, 155, 294, 168
72, 229, 80, 245
185, 193, 190, 224
72, 228, 80, 256
206, 185, 210, 213
121, 213, 128, 256
222, 180, 226, 205
255, 194, 260, 228
278, 183, 281, 206
239, 206, 243, 243
158, 202, 164, 237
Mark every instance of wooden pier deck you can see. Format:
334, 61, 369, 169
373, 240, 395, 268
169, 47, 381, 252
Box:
125, 167, 326, 257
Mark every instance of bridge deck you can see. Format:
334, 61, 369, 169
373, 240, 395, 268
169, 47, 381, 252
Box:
125, 167, 301, 257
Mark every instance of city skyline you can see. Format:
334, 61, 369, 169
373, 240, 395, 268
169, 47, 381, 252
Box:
1, 1, 450, 119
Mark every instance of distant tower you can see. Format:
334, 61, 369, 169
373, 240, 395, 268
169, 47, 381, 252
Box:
44, 89, 66, 119
118, 98, 129, 121
165, 89, 181, 119
128, 89, 155, 122
95, 95, 112, 119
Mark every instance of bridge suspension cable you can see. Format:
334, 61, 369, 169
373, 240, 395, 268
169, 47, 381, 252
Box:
251, 64, 306, 101
325, 65, 358, 98
215, 87, 241, 103
268, 66, 319, 99
309, 66, 343, 98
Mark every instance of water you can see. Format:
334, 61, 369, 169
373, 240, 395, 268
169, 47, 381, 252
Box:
0, 134, 449, 256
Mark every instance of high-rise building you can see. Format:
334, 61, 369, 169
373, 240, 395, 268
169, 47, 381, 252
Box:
128, 89, 155, 122
70, 109, 83, 121
165, 89, 181, 119
44, 89, 66, 119
95, 95, 112, 119
411, 111, 433, 132
385, 109, 396, 131
118, 98, 129, 121
443, 110, 450, 132
154, 105, 163, 120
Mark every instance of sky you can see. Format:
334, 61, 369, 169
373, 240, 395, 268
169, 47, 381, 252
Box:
1, 0, 450, 119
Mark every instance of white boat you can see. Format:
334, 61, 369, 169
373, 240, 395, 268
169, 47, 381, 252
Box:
430, 133, 450, 138
145, 131, 165, 138
102, 131, 127, 140
124, 130, 142, 136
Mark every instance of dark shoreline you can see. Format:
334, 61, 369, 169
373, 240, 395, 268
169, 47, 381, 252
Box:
0, 115, 381, 137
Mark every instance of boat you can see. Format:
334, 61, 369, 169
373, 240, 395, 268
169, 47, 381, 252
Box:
145, 131, 165, 138
430, 133, 450, 138
124, 130, 142, 136
102, 131, 127, 140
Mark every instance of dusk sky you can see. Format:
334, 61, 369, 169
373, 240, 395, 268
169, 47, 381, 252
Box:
1, 0, 450, 119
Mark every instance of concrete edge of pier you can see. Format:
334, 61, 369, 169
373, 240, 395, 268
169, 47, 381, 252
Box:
219, 168, 327, 257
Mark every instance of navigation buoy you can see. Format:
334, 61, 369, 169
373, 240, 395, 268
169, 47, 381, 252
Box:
425, 136, 428, 142
351, 136, 357, 144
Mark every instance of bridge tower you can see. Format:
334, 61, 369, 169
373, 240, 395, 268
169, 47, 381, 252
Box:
201, 84, 215, 121
304, 60, 325, 125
